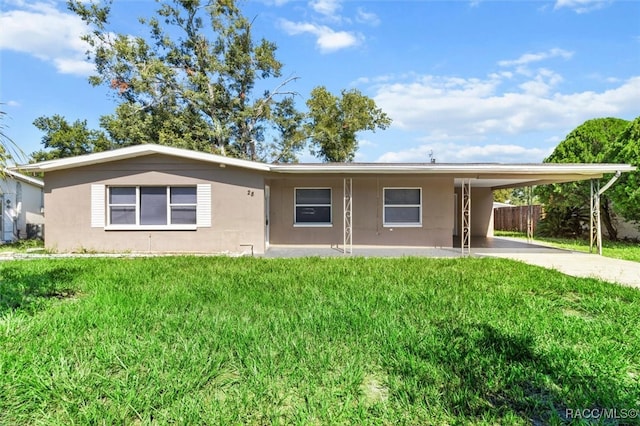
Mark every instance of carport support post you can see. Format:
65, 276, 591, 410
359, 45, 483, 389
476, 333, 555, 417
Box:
461, 178, 471, 255
343, 177, 353, 255
526, 186, 534, 243
590, 179, 602, 255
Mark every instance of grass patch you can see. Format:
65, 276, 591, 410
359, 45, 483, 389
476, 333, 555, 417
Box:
0, 239, 45, 254
495, 231, 640, 263
1, 256, 639, 424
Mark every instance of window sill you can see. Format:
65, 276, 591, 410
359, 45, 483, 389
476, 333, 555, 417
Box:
383, 223, 422, 228
105, 225, 197, 231
293, 223, 333, 228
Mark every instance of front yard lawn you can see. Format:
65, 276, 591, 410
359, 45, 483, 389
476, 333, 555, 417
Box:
1, 256, 639, 424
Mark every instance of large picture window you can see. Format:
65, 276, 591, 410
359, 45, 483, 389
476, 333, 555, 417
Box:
295, 188, 332, 226
383, 188, 422, 226
107, 186, 198, 228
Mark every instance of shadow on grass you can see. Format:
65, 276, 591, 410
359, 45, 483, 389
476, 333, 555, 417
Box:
391, 321, 625, 424
0, 266, 81, 314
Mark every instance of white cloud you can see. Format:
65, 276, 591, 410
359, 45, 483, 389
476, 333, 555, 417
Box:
377, 142, 553, 163
0, 1, 94, 76
356, 8, 380, 26
369, 68, 640, 162
310, 0, 341, 16
279, 19, 361, 52
554, 0, 611, 13
498, 48, 573, 68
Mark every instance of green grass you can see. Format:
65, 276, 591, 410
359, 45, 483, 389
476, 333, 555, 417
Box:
0, 239, 45, 253
1, 256, 639, 425
494, 231, 640, 262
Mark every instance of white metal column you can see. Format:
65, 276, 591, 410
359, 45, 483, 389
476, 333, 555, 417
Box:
590, 179, 602, 255
461, 179, 471, 255
526, 186, 534, 243
590, 171, 622, 256
343, 178, 353, 255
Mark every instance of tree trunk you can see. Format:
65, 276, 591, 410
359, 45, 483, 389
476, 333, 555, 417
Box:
601, 197, 618, 241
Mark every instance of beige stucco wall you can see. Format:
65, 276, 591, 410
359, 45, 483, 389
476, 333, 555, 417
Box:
43, 154, 266, 254
267, 176, 455, 247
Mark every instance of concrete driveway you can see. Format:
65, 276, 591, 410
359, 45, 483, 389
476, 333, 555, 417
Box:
474, 237, 640, 289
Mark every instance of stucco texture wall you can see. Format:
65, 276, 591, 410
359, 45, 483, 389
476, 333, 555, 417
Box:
43, 154, 266, 254
267, 176, 455, 247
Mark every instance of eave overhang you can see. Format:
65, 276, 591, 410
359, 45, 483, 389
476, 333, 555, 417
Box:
14, 144, 635, 190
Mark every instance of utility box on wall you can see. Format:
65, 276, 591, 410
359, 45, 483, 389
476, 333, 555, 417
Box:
27, 223, 44, 240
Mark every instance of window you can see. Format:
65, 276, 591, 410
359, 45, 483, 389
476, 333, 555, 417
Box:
94, 185, 208, 230
170, 187, 197, 224
295, 188, 332, 226
383, 188, 422, 226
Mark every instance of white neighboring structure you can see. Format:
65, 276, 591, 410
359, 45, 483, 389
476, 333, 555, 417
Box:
615, 217, 640, 241
1, 169, 44, 242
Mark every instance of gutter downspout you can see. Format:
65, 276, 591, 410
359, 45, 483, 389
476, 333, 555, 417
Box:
590, 171, 622, 255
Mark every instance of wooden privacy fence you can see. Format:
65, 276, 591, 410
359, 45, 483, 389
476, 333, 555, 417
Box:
494, 205, 542, 233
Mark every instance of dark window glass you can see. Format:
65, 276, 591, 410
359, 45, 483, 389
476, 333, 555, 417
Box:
140, 187, 167, 225
384, 207, 420, 223
384, 188, 420, 205
296, 188, 331, 205
109, 187, 136, 204
295, 206, 331, 223
110, 206, 136, 225
170, 187, 197, 204
171, 206, 197, 224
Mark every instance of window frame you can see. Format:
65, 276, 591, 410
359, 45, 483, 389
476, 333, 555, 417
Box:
382, 187, 422, 227
105, 185, 198, 230
294, 187, 333, 227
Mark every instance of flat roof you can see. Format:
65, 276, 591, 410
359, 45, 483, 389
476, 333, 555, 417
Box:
15, 144, 635, 189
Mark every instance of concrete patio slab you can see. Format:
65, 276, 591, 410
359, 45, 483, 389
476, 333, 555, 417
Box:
264, 244, 460, 258
265, 237, 640, 289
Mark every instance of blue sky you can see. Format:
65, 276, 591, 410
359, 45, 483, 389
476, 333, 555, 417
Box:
1, 0, 638, 164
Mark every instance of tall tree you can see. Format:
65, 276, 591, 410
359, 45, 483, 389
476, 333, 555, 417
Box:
305, 86, 391, 162
69, 0, 294, 160
31, 115, 111, 161
608, 116, 640, 227
536, 117, 630, 239
266, 96, 306, 163
0, 108, 24, 170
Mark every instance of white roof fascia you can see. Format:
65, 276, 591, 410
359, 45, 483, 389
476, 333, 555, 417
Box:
2, 168, 44, 188
16, 144, 635, 178
17, 144, 271, 173
270, 163, 636, 176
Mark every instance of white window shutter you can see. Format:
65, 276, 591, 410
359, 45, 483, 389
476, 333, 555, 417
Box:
196, 184, 211, 227
91, 184, 106, 227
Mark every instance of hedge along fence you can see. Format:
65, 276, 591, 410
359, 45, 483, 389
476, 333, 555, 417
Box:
494, 205, 543, 233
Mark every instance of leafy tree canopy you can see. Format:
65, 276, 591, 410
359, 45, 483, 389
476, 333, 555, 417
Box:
536, 117, 639, 239
305, 86, 392, 162
1, 108, 25, 171
608, 116, 640, 224
68, 0, 287, 160
31, 115, 112, 162
62, 0, 390, 163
